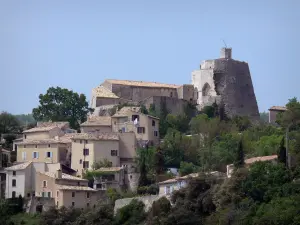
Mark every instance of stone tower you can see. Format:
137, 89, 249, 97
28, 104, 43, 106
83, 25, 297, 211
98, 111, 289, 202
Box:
191, 48, 259, 120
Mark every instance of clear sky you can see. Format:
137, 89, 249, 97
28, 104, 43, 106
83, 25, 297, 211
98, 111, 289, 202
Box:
0, 0, 299, 114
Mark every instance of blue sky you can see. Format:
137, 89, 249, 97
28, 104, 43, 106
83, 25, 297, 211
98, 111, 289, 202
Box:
0, 0, 299, 114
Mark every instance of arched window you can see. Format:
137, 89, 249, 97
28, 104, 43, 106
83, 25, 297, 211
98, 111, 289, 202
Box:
12, 191, 16, 198
202, 83, 211, 96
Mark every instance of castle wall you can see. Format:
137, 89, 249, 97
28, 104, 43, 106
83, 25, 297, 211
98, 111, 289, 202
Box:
192, 55, 259, 120
177, 84, 196, 103
143, 96, 189, 115
103, 82, 178, 102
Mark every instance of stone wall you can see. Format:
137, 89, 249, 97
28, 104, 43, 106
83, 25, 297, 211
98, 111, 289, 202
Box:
102, 81, 178, 102
213, 59, 259, 119
143, 96, 189, 115
114, 195, 161, 214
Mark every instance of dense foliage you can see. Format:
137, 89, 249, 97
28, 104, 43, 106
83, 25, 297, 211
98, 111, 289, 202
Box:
32, 87, 92, 130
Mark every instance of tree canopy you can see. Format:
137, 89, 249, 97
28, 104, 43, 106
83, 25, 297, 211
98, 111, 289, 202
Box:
32, 87, 92, 130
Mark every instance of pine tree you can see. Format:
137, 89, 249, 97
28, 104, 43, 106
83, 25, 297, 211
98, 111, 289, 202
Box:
234, 139, 245, 168
154, 146, 164, 175
278, 137, 287, 165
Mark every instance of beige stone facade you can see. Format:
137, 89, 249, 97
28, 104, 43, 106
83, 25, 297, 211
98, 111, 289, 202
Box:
35, 170, 100, 208
80, 116, 112, 133
111, 107, 160, 145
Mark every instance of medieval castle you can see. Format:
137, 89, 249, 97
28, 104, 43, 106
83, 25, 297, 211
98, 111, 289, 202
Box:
91, 48, 259, 119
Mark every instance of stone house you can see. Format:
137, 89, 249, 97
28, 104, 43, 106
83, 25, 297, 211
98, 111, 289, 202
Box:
111, 106, 160, 146
226, 155, 278, 178
35, 170, 100, 209
16, 137, 73, 166
268, 106, 287, 124
80, 116, 112, 133
70, 132, 137, 177
92, 167, 125, 191
4, 161, 76, 199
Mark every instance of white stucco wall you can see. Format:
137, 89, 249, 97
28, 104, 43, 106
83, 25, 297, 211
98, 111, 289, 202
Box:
6, 170, 26, 198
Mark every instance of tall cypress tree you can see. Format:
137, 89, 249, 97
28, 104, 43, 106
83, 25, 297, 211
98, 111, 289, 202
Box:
234, 139, 245, 168
278, 137, 287, 165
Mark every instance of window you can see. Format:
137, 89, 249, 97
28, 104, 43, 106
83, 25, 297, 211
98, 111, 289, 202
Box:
24, 135, 27, 139
86, 192, 90, 198
14, 144, 17, 151
87, 203, 90, 207
12, 171, 16, 176
72, 202, 75, 207
77, 182, 80, 186
46, 152, 52, 158
12, 179, 16, 187
72, 192, 75, 197
48, 144, 51, 148
24, 145, 26, 148
83, 148, 89, 156
132, 115, 139, 121
42, 192, 46, 197
33, 152, 39, 159
85, 140, 88, 144
43, 181, 47, 187
80, 140, 82, 144
137, 127, 145, 134
154, 131, 158, 137
152, 120, 155, 126
57, 191, 59, 197
12, 191, 16, 198
48, 192, 51, 198
57, 201, 59, 207
22, 152, 27, 160
79, 159, 82, 164
170, 92, 173, 97
83, 161, 89, 169
27, 193, 30, 197
35, 145, 37, 148
111, 150, 118, 156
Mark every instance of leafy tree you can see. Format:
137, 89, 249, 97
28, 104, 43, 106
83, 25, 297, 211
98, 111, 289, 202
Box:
234, 139, 245, 168
259, 112, 269, 123
32, 87, 92, 130
92, 158, 113, 170
0, 112, 21, 135
232, 116, 252, 131
114, 199, 146, 225
2, 133, 17, 150
179, 161, 198, 176
278, 137, 287, 165
154, 146, 164, 176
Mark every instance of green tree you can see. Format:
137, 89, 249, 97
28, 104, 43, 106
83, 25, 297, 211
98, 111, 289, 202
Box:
32, 87, 92, 130
234, 139, 245, 168
114, 199, 146, 225
278, 137, 287, 165
154, 146, 164, 176
0, 112, 21, 135
179, 161, 197, 176
92, 159, 113, 170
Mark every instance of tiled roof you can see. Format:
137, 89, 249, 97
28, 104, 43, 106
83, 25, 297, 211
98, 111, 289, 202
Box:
18, 138, 69, 145
81, 116, 112, 127
23, 122, 69, 133
5, 162, 32, 171
158, 173, 199, 185
105, 79, 180, 89
92, 85, 119, 98
245, 155, 278, 164
112, 107, 141, 117
112, 106, 160, 120
96, 167, 123, 172
43, 172, 87, 181
269, 106, 287, 111
57, 185, 96, 191
71, 132, 119, 141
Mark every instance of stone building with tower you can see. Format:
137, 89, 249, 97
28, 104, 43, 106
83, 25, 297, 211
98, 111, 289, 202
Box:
91, 48, 259, 120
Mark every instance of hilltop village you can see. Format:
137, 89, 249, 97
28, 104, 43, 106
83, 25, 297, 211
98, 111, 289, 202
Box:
0, 48, 299, 225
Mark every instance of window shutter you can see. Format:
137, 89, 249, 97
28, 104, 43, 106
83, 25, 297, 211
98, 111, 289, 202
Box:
32, 152, 35, 158
50, 152, 53, 158
37, 152, 39, 159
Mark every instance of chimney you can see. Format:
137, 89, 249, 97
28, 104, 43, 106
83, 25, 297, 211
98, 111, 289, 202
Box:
56, 169, 62, 179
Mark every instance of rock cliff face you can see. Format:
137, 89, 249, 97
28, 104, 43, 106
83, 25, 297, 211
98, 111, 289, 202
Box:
192, 48, 259, 120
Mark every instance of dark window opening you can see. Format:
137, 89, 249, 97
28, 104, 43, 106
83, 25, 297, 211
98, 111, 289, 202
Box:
72, 192, 75, 197
152, 120, 155, 126
137, 127, 145, 134
154, 131, 158, 137
83, 148, 89, 156
12, 179, 16, 187
132, 115, 139, 121
12, 191, 16, 198
111, 150, 118, 156
83, 161, 89, 169
13, 171, 16, 176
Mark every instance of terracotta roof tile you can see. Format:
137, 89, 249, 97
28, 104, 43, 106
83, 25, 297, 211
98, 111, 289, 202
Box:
269, 106, 287, 111
57, 185, 96, 191
81, 116, 112, 127
96, 167, 123, 172
42, 172, 86, 181
112, 107, 141, 117
23, 122, 69, 133
5, 162, 32, 171
105, 79, 180, 89
71, 132, 119, 141
92, 85, 119, 98
18, 138, 69, 145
